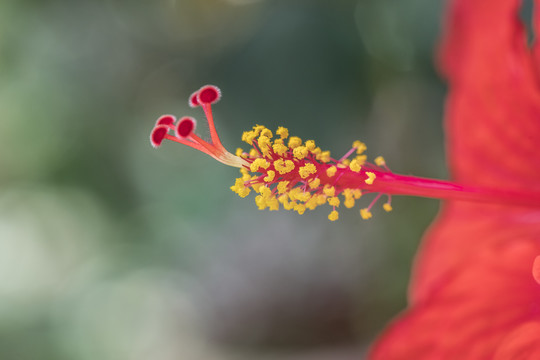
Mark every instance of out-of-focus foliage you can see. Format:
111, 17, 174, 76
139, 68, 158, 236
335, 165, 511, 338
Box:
0, 0, 444, 359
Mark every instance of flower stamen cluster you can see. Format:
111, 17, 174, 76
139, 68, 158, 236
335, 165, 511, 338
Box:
231, 124, 393, 220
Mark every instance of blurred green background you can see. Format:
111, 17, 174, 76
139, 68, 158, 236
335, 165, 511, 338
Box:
0, 0, 447, 359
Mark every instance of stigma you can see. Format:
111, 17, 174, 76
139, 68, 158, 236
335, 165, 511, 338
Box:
150, 85, 393, 221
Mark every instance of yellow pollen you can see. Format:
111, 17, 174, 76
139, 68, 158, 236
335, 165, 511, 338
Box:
264, 170, 276, 182
383, 203, 393, 212
283, 200, 295, 210
328, 210, 339, 221
276, 126, 289, 139
308, 178, 321, 189
258, 135, 271, 156
352, 189, 362, 199
274, 138, 284, 145
268, 197, 279, 211
252, 182, 264, 193
274, 159, 295, 174
375, 156, 386, 166
353, 140, 367, 154
323, 185, 335, 197
250, 158, 270, 172
235, 148, 244, 157
360, 208, 372, 220
277, 181, 290, 194
316, 194, 327, 205
344, 197, 355, 208
327, 197, 340, 207
288, 136, 302, 149
288, 187, 301, 201
365, 172, 376, 185
355, 155, 367, 165
272, 143, 288, 156
249, 148, 258, 158
305, 140, 316, 151
230, 178, 251, 198
298, 163, 317, 179
242, 131, 258, 145
305, 197, 318, 210
260, 186, 272, 198
260, 128, 273, 138
326, 166, 337, 177
294, 203, 306, 215
293, 146, 309, 160
349, 158, 362, 173
312, 147, 322, 155
295, 192, 311, 202
318, 151, 331, 163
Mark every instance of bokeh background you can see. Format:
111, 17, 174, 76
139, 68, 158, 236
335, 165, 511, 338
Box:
0, 0, 447, 359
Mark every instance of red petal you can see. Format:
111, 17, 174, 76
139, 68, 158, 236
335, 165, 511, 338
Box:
371, 0, 540, 358
439, 0, 540, 192
370, 229, 540, 359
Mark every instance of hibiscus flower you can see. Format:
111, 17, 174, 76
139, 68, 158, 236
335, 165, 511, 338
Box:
150, 0, 540, 357
369, 0, 540, 358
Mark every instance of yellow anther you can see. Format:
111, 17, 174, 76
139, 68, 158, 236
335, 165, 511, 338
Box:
288, 187, 302, 201
305, 197, 318, 210
249, 148, 258, 158
344, 197, 355, 208
242, 131, 258, 145
253, 124, 265, 132
288, 136, 302, 149
250, 158, 270, 172
383, 203, 393, 212
298, 163, 317, 179
327, 197, 340, 207
293, 146, 309, 160
258, 135, 271, 156
251, 182, 264, 193
235, 148, 244, 157
230, 178, 251, 198
353, 141, 367, 154
318, 151, 331, 163
294, 203, 306, 215
274, 138, 284, 145
260, 128, 273, 138
304, 140, 316, 151
255, 195, 267, 210
260, 186, 272, 198
241, 172, 251, 181
264, 170, 276, 182
312, 147, 322, 155
375, 156, 386, 167
274, 159, 295, 174
349, 158, 362, 173
323, 185, 335, 197
308, 178, 321, 189
316, 194, 327, 205
272, 143, 288, 155
295, 192, 311, 202
328, 210, 339, 221
278, 194, 289, 204
355, 155, 367, 165
277, 181, 290, 194
276, 126, 289, 139
326, 166, 337, 177
360, 208, 372, 220
268, 197, 279, 211
283, 201, 295, 210
352, 189, 362, 199
365, 172, 376, 185
342, 189, 355, 208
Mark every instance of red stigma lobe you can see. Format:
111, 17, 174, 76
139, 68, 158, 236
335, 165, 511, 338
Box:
176, 116, 196, 139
